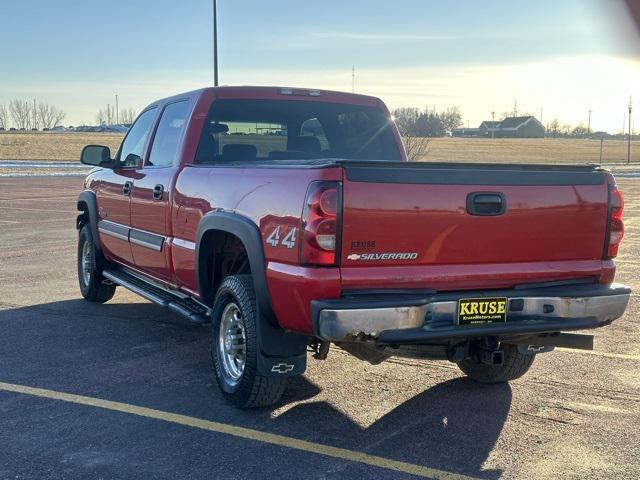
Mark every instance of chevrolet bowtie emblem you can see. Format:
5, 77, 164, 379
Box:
271, 363, 294, 374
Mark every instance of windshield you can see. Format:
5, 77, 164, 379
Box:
195, 99, 401, 162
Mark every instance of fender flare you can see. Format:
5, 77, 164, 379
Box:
195, 211, 275, 322
195, 212, 307, 371
77, 190, 101, 252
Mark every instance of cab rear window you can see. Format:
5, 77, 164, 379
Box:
194, 99, 401, 163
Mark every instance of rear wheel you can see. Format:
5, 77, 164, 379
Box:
211, 275, 287, 408
457, 344, 535, 383
77, 224, 116, 303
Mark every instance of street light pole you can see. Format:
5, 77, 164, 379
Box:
491, 111, 495, 139
628, 97, 633, 165
213, 0, 219, 86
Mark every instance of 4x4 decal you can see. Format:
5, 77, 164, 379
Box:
266, 226, 297, 249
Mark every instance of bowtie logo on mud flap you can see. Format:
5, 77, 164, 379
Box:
271, 363, 295, 374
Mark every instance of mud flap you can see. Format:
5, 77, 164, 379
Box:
257, 351, 307, 377
256, 311, 308, 377
517, 344, 555, 355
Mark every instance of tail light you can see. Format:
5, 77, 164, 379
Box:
604, 185, 624, 259
300, 181, 342, 266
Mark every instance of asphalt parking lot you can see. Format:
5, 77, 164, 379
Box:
1, 176, 639, 480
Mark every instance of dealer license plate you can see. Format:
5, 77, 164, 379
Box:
457, 297, 508, 325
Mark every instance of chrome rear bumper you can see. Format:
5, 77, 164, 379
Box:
313, 283, 631, 343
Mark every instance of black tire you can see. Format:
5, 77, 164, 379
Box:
77, 224, 116, 303
457, 344, 535, 383
211, 275, 287, 408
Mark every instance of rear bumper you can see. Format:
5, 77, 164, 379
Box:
311, 283, 631, 344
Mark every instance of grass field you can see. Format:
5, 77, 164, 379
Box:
0, 131, 637, 164
417, 137, 636, 164
0, 132, 124, 162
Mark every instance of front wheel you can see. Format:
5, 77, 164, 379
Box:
211, 275, 287, 408
77, 224, 116, 303
457, 344, 535, 383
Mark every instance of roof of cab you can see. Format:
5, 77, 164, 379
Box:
186, 86, 382, 107
145, 86, 386, 115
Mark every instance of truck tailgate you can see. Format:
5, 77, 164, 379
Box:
340, 162, 611, 289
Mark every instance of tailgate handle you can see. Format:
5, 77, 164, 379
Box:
467, 192, 506, 216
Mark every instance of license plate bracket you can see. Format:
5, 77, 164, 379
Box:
457, 297, 508, 325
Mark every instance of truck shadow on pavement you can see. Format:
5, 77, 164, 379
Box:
0, 299, 511, 479
275, 378, 510, 479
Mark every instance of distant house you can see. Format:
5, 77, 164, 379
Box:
494, 116, 545, 138
455, 116, 546, 138
479, 121, 501, 136
452, 127, 482, 137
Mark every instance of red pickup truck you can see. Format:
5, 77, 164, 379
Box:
77, 86, 630, 407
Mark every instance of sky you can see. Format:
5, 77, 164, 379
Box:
1, 0, 639, 132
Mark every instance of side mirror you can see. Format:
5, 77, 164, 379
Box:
209, 122, 229, 134
81, 145, 114, 168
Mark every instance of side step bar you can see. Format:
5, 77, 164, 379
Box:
102, 269, 210, 325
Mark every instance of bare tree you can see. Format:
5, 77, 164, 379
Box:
119, 107, 137, 124
9, 99, 31, 129
95, 108, 107, 125
36, 102, 66, 129
439, 106, 463, 133
392, 107, 422, 136
571, 123, 589, 137
402, 136, 430, 161
50, 105, 66, 127
96, 105, 118, 125
547, 119, 561, 137
0, 104, 8, 129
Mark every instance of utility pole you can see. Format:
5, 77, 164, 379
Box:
513, 100, 518, 117
491, 111, 495, 139
352, 65, 355, 93
628, 97, 633, 164
213, 0, 219, 86
587, 109, 592, 135
599, 137, 604, 165
115, 94, 119, 124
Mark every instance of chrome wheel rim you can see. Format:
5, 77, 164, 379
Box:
218, 302, 246, 384
81, 240, 92, 286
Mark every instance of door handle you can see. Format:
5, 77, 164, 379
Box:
466, 192, 506, 216
153, 184, 164, 201
123, 181, 133, 196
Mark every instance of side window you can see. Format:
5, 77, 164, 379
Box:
148, 100, 190, 167
118, 108, 157, 167
300, 118, 330, 151
337, 111, 399, 160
